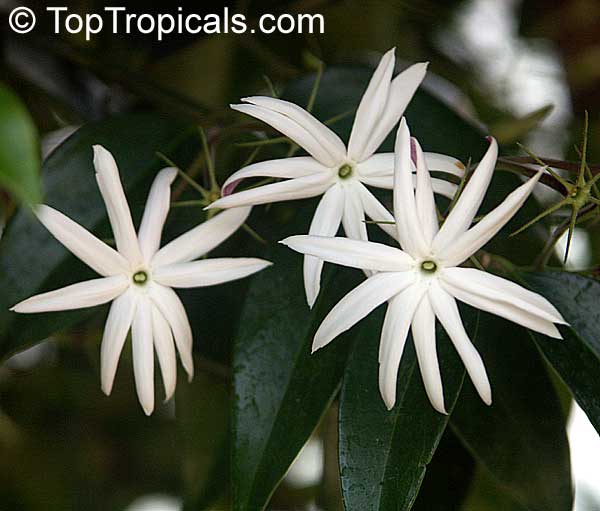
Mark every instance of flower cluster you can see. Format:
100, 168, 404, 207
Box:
12, 48, 567, 415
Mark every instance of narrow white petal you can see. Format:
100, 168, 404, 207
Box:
428, 282, 492, 405
232, 100, 345, 167
393, 119, 429, 256
93, 145, 143, 266
221, 157, 328, 196
360, 172, 458, 200
358, 152, 464, 178
359, 62, 428, 161
441, 172, 542, 266
208, 173, 333, 210
154, 258, 272, 288
413, 138, 439, 245
312, 272, 415, 352
439, 274, 563, 339
11, 275, 129, 313
282, 235, 415, 272
411, 296, 446, 414
342, 183, 368, 242
152, 207, 251, 267
36, 205, 128, 276
151, 304, 177, 402
378, 284, 426, 409
101, 288, 137, 395
355, 183, 398, 241
304, 185, 345, 308
132, 296, 155, 415
138, 167, 177, 261
432, 137, 498, 253
442, 267, 566, 324
149, 283, 194, 379
424, 152, 466, 178
347, 48, 396, 162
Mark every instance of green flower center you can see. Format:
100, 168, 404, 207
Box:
421, 260, 437, 273
338, 164, 353, 179
132, 270, 149, 285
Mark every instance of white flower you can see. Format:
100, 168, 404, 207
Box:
209, 48, 466, 308
12, 146, 271, 415
281, 119, 567, 413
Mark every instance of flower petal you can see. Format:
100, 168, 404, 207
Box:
208, 173, 333, 210
358, 152, 464, 178
152, 207, 251, 267
154, 258, 272, 288
281, 235, 415, 272
432, 137, 498, 254
138, 167, 177, 261
232, 98, 345, 167
355, 182, 398, 241
411, 296, 446, 414
442, 267, 566, 324
439, 271, 563, 339
304, 185, 345, 308
132, 295, 155, 415
378, 284, 426, 409
36, 205, 128, 276
356, 61, 428, 162
151, 304, 177, 402
413, 138, 439, 245
312, 272, 415, 352
347, 48, 396, 162
11, 274, 129, 313
221, 156, 328, 196
341, 183, 368, 242
393, 119, 429, 256
428, 282, 492, 405
441, 171, 542, 266
100, 287, 137, 396
424, 152, 466, 178
149, 283, 194, 379
93, 145, 143, 266
360, 173, 458, 199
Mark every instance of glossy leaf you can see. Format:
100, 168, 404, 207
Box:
232, 201, 362, 511
338, 310, 471, 511
0, 83, 41, 205
451, 312, 572, 511
526, 271, 600, 435
0, 113, 194, 360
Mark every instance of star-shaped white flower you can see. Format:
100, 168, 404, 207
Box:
281, 119, 567, 413
12, 146, 271, 415
209, 48, 466, 308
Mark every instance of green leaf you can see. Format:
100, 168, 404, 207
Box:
525, 271, 600, 435
232, 201, 362, 511
338, 311, 471, 511
451, 313, 572, 511
0, 113, 194, 360
0, 83, 41, 205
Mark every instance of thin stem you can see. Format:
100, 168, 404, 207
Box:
262, 74, 279, 98
516, 143, 572, 190
577, 111, 589, 187
510, 199, 567, 237
171, 200, 207, 208
157, 151, 210, 200
306, 60, 324, 113
199, 126, 219, 192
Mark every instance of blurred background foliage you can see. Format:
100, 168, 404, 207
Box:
1, 0, 600, 510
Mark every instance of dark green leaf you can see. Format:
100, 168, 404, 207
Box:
451, 313, 572, 511
338, 311, 470, 511
0, 113, 194, 360
526, 271, 600, 435
232, 202, 362, 511
0, 83, 41, 205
